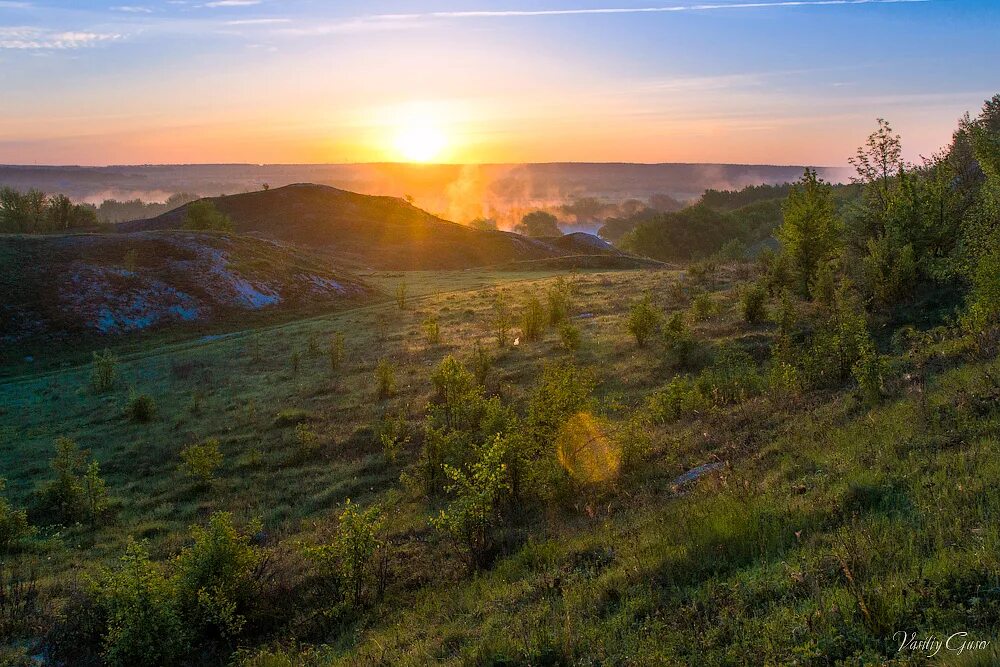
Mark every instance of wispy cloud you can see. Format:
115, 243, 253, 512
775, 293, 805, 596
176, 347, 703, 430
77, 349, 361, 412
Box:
0, 26, 121, 49
111, 5, 153, 12
0, 1, 33, 8
203, 0, 261, 7
226, 18, 289, 25
376, 0, 929, 20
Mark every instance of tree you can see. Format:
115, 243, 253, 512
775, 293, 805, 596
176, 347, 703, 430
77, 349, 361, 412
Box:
849, 118, 904, 225
468, 217, 498, 231
183, 200, 233, 232
514, 210, 561, 237
777, 168, 841, 297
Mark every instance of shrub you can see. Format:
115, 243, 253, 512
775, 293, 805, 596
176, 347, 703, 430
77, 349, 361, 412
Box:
546, 277, 572, 326
809, 259, 837, 307
715, 238, 747, 262
422, 316, 441, 345
431, 435, 510, 569
740, 282, 768, 324
179, 439, 223, 484
662, 312, 701, 369
290, 351, 300, 375
173, 512, 265, 642
294, 423, 320, 460
628, 296, 662, 348
92, 349, 118, 393
183, 199, 233, 232
374, 358, 396, 400
273, 408, 314, 427
98, 540, 188, 667
395, 279, 407, 309
766, 361, 801, 400
698, 346, 763, 403
36, 437, 110, 525
520, 296, 546, 342
470, 340, 494, 385
490, 293, 514, 348
329, 332, 345, 372
123, 390, 156, 423
690, 291, 717, 322
862, 235, 916, 306
644, 376, 710, 424
558, 320, 581, 352
852, 342, 888, 405
374, 410, 410, 463
314, 500, 385, 607
0, 479, 34, 552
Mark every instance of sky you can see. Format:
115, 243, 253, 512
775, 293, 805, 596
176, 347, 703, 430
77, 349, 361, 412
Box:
0, 0, 998, 166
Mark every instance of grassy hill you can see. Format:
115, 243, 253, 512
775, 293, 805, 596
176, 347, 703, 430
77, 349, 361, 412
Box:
0, 230, 378, 366
122, 184, 637, 270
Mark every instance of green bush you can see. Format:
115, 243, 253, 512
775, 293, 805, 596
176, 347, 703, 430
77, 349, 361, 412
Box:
395, 278, 408, 309
546, 277, 572, 326
374, 410, 410, 464
690, 291, 717, 322
183, 199, 233, 232
697, 346, 764, 404
273, 408, 314, 427
644, 376, 711, 424
179, 438, 223, 484
329, 332, 345, 372
490, 292, 514, 348
305, 500, 385, 607
431, 435, 510, 569
520, 296, 546, 342
740, 282, 768, 324
374, 358, 397, 400
628, 296, 662, 348
861, 235, 916, 306
469, 340, 494, 385
422, 316, 441, 345
123, 390, 156, 423
36, 437, 110, 525
852, 342, 888, 405
92, 349, 118, 393
765, 361, 801, 400
99, 540, 189, 667
173, 512, 265, 642
294, 423, 320, 460
0, 479, 34, 552
558, 320, 581, 352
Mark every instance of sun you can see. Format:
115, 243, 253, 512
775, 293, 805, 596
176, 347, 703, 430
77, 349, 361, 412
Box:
393, 124, 447, 163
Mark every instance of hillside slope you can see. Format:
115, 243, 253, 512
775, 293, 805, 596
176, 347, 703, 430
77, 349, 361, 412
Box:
121, 184, 639, 269
0, 231, 377, 346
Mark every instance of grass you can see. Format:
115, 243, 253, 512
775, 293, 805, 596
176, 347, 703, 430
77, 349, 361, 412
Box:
4, 264, 1000, 665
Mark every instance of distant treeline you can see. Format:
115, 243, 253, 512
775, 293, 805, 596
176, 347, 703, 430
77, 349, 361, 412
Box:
0, 188, 198, 233
94, 193, 198, 223
605, 180, 860, 261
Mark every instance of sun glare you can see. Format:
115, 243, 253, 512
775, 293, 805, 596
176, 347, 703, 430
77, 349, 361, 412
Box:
393, 124, 447, 163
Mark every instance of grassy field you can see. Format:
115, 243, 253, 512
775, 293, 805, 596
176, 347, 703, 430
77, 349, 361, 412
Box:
4, 264, 1000, 665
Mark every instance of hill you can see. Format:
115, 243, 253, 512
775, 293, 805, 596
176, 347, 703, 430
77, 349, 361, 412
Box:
121, 184, 639, 269
0, 230, 377, 348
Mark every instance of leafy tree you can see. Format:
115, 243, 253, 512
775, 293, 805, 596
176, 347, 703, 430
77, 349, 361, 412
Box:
628, 295, 662, 348
374, 358, 396, 400
183, 200, 233, 232
431, 435, 511, 569
514, 210, 561, 237
520, 296, 546, 342
37, 437, 109, 524
331, 501, 384, 606
776, 168, 841, 297
179, 439, 223, 484
92, 349, 119, 393
490, 292, 514, 349
99, 541, 189, 667
0, 479, 34, 552
546, 277, 572, 325
740, 282, 768, 324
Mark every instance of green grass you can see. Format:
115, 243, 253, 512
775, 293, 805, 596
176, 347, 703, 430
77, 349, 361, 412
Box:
4, 264, 1000, 665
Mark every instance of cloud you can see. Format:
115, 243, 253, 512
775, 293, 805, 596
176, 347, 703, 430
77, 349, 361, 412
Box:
376, 0, 929, 20
226, 18, 290, 25
0, 26, 122, 49
112, 5, 153, 12
0, 1, 33, 8
203, 0, 261, 6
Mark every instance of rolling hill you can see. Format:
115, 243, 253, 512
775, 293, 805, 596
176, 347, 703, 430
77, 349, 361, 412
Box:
0, 230, 377, 348
120, 184, 650, 269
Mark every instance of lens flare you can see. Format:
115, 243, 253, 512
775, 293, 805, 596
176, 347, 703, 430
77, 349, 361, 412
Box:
555, 412, 620, 484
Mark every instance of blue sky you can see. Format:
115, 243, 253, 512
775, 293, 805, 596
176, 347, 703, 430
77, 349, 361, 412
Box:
1, 0, 998, 165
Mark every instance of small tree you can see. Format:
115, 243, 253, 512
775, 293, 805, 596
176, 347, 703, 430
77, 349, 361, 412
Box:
422, 317, 441, 345
395, 278, 408, 309
520, 296, 546, 342
294, 423, 320, 460
123, 390, 156, 424
0, 479, 34, 553
374, 359, 396, 400
179, 439, 223, 485
558, 320, 581, 352
329, 332, 345, 372
431, 436, 510, 569
514, 210, 561, 237
333, 500, 384, 607
92, 349, 118, 393
490, 293, 514, 349
777, 168, 842, 297
546, 277, 572, 326
628, 296, 662, 348
183, 200, 233, 232
470, 340, 494, 385
740, 282, 768, 324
